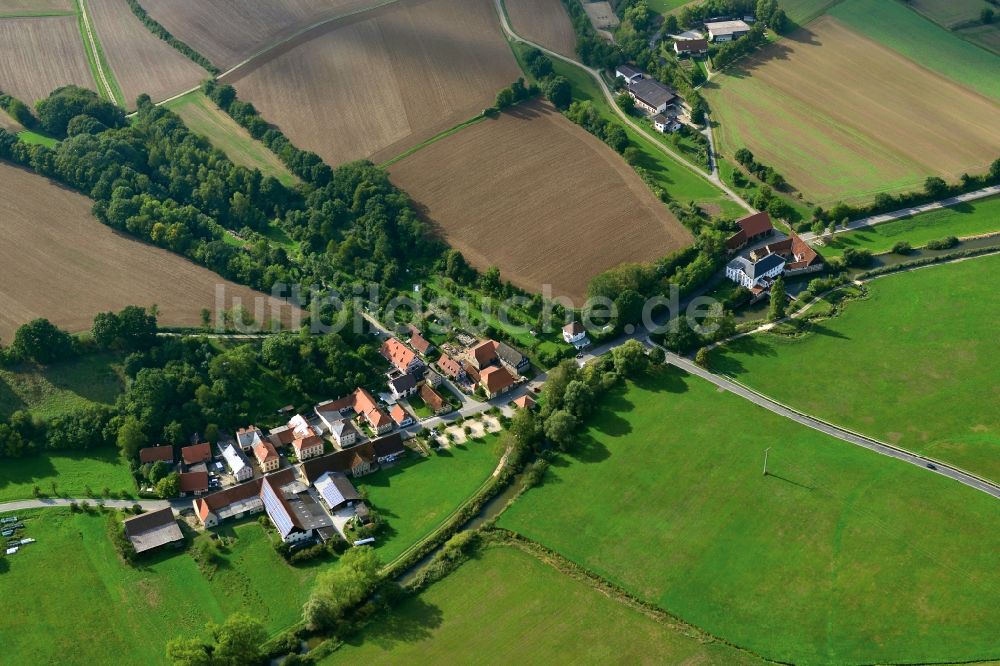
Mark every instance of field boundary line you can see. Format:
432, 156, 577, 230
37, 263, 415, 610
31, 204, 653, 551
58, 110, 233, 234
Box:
76, 0, 121, 105
379, 113, 488, 167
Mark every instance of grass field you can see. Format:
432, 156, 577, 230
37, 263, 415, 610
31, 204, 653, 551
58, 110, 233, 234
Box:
704, 16, 1000, 206
710, 253, 1000, 481
164, 91, 296, 185
776, 0, 841, 25
323, 545, 762, 664
818, 194, 1000, 258
357, 437, 499, 563
828, 0, 1000, 102
15, 129, 59, 147
907, 0, 993, 29
389, 100, 692, 304
505, 0, 576, 57
0, 15, 95, 103
85, 0, 205, 108
534, 47, 745, 218
0, 510, 316, 664
227, 0, 520, 166
0, 162, 298, 340
0, 450, 133, 501
0, 352, 123, 421
646, 0, 692, 14
498, 367, 1000, 664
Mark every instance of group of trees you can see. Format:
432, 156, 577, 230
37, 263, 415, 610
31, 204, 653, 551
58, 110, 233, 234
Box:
560, 0, 619, 69
123, 0, 219, 74
494, 77, 539, 110
564, 101, 630, 155
734, 147, 786, 190
522, 49, 572, 110
0, 90, 35, 128
166, 614, 268, 666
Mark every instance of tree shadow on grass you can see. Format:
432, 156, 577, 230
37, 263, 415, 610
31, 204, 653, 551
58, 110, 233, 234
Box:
766, 472, 814, 491
808, 323, 850, 340
0, 375, 26, 421
569, 433, 611, 464
349, 596, 445, 649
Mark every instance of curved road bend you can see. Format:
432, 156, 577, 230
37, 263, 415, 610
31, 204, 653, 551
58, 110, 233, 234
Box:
492, 0, 755, 214
660, 350, 1000, 500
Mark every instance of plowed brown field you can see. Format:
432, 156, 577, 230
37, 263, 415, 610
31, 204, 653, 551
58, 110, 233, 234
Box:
225, 0, 521, 167
506, 0, 577, 57
87, 0, 206, 107
0, 16, 94, 103
389, 101, 692, 304
140, 0, 384, 71
0, 0, 72, 13
0, 162, 299, 339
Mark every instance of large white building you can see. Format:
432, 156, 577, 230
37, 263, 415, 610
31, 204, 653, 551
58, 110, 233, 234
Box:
706, 19, 751, 42
725, 252, 785, 289
219, 442, 253, 482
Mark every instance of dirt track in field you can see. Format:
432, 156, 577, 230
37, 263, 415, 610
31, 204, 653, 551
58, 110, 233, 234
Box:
86, 0, 206, 107
225, 0, 521, 167
0, 162, 300, 339
706, 17, 1000, 205
0, 17, 94, 103
506, 0, 577, 57
389, 101, 693, 304
141, 0, 383, 70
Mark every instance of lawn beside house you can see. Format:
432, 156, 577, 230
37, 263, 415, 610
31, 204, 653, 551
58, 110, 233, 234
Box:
498, 367, 1000, 665
709, 252, 1000, 480
0, 449, 134, 502
321, 545, 762, 664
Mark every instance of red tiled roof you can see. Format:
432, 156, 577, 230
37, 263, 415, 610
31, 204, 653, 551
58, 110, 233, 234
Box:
179, 471, 209, 493
408, 325, 432, 355
675, 38, 708, 51
513, 395, 536, 410
481, 365, 516, 395
737, 211, 774, 237
293, 435, 324, 454
181, 442, 212, 466
420, 383, 446, 412
471, 340, 499, 369
254, 439, 279, 464
437, 353, 463, 378
381, 337, 418, 373
139, 446, 174, 464
389, 404, 410, 425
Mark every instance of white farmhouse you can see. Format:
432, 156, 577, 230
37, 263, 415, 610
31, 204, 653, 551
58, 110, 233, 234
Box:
725, 253, 785, 290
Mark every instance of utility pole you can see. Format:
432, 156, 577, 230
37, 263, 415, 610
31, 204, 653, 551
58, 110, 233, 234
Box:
763, 447, 771, 476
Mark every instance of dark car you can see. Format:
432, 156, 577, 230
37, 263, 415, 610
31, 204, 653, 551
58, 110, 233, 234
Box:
926, 463, 937, 470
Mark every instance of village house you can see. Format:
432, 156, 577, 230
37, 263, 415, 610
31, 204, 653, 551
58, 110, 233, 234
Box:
628, 78, 677, 115
725, 252, 786, 290
316, 389, 394, 436
299, 442, 379, 481
563, 321, 590, 347
388, 371, 420, 400
494, 341, 529, 376
420, 383, 450, 415
292, 434, 325, 462
179, 471, 209, 497
615, 64, 644, 84
424, 370, 444, 388
253, 439, 281, 473
219, 441, 253, 482
139, 445, 175, 466
328, 419, 359, 448
407, 324, 434, 357
390, 404, 414, 428
181, 442, 212, 468
654, 114, 682, 133
468, 340, 499, 372
725, 211, 775, 253
236, 426, 264, 453
193, 469, 295, 528
436, 353, 467, 382
759, 231, 825, 276
381, 337, 424, 375
513, 394, 537, 411
481, 365, 516, 399
674, 38, 708, 56
706, 19, 751, 41
288, 414, 316, 440
372, 432, 407, 464
123, 508, 183, 554
267, 424, 296, 448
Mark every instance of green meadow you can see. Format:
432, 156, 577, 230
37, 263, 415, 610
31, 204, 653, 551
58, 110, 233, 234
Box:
499, 366, 1000, 664
0, 450, 134, 502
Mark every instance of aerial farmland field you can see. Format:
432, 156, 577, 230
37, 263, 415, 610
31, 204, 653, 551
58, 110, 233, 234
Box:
0, 16, 94, 103
704, 16, 1000, 206
0, 162, 297, 340
140, 0, 386, 71
322, 545, 762, 665
163, 91, 296, 184
0, 108, 22, 131
85, 0, 206, 108
709, 253, 1000, 481
226, 0, 521, 166
505, 0, 577, 57
389, 101, 692, 303
0, 0, 72, 15
499, 366, 1000, 665
906, 0, 992, 29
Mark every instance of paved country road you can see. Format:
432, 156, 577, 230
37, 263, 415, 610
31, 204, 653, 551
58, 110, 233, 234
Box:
0, 498, 172, 513
801, 184, 1000, 242
661, 350, 1000, 500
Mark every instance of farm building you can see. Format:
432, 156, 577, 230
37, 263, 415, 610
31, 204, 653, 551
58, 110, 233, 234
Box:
314, 472, 363, 512
725, 211, 775, 252
193, 469, 295, 528
420, 383, 450, 415
372, 432, 407, 464
261, 475, 334, 543
181, 442, 212, 467
757, 232, 824, 276
725, 252, 786, 290
139, 446, 175, 465
122, 508, 183, 554
627, 79, 677, 115
674, 38, 709, 56
706, 19, 751, 41
654, 114, 682, 133
495, 341, 530, 375
481, 365, 517, 399
299, 443, 379, 482
315, 389, 394, 436
219, 442, 253, 482
615, 64, 644, 83
179, 471, 209, 497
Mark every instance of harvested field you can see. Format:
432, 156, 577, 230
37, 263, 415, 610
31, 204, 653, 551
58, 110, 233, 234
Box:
506, 0, 577, 57
0, 162, 299, 340
226, 0, 521, 166
0, 0, 72, 14
0, 16, 94, 103
140, 0, 385, 71
907, 0, 987, 29
704, 16, 1000, 206
389, 101, 692, 304
86, 0, 206, 108
0, 109, 22, 131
